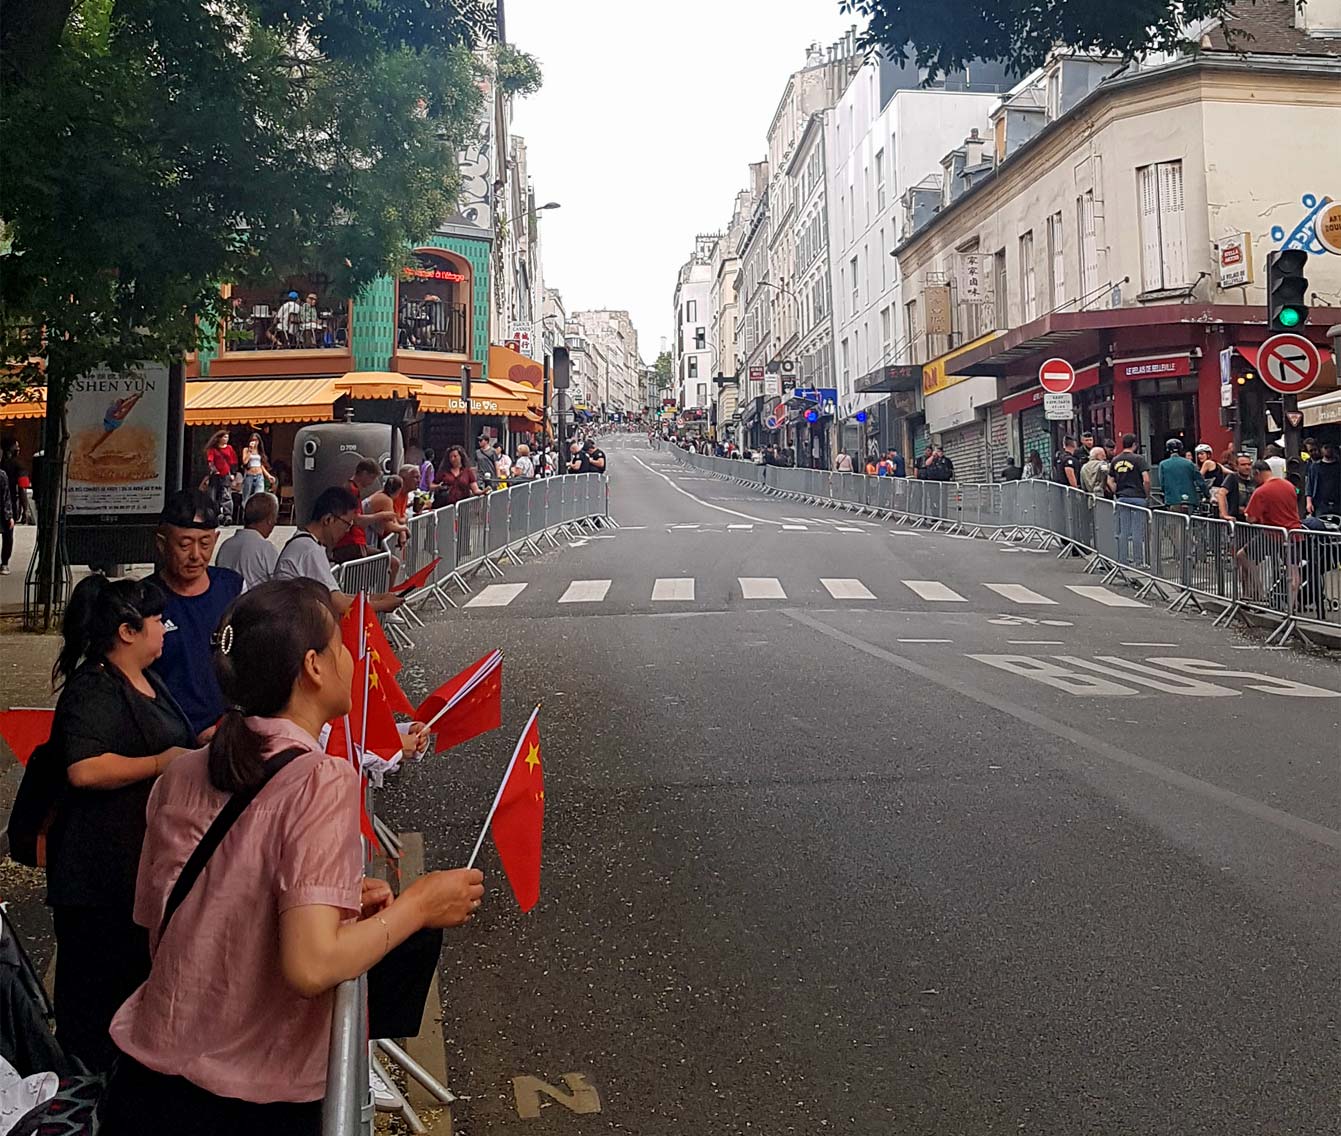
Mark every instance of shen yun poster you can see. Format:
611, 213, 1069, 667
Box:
66, 363, 169, 514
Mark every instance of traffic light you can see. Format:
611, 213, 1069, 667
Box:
1266, 249, 1309, 330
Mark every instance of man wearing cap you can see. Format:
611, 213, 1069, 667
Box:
273, 290, 302, 347
148, 490, 243, 737
575, 438, 606, 474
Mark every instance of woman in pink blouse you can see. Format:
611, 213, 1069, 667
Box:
100, 578, 484, 1134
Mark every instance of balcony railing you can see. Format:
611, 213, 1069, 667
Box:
397, 301, 468, 355
225, 307, 349, 352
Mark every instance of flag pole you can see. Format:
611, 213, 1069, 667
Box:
467, 704, 539, 869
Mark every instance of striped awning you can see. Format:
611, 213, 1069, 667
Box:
416, 379, 528, 416
184, 377, 342, 425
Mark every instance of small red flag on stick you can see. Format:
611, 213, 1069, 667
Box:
0, 708, 54, 766
392, 558, 441, 595
469, 705, 543, 912
416, 650, 502, 753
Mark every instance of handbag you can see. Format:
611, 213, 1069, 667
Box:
5, 736, 61, 867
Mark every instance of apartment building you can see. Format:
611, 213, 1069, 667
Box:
671, 235, 718, 411
709, 189, 755, 439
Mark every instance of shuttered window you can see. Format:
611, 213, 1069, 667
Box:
1137, 161, 1187, 290
1077, 190, 1099, 302
1046, 212, 1065, 310
1019, 231, 1037, 321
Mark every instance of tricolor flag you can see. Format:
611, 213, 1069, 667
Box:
469, 706, 544, 912
0, 708, 54, 766
415, 650, 503, 753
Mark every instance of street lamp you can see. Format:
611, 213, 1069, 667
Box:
536, 202, 561, 212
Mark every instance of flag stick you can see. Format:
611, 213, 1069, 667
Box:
422, 651, 501, 729
359, 656, 370, 758
358, 592, 368, 658
467, 704, 539, 869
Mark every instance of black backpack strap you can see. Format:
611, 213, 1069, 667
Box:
158, 746, 307, 940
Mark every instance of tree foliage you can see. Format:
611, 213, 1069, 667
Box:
842, 0, 1239, 76
494, 43, 543, 98
652, 350, 673, 388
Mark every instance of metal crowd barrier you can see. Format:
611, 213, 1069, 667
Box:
663, 444, 1339, 644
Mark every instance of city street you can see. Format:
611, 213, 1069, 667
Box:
382, 437, 1341, 1136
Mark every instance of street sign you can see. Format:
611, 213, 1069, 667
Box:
1043, 391, 1074, 421
1258, 332, 1322, 394
1038, 357, 1076, 394
1315, 202, 1341, 256
1286, 410, 1304, 428
764, 402, 787, 430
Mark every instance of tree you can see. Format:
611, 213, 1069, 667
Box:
652, 350, 673, 393
494, 43, 543, 98
0, 0, 491, 625
843, 0, 1242, 77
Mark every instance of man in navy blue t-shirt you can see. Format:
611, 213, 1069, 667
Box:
148, 490, 243, 736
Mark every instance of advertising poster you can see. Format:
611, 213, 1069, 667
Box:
65, 362, 169, 515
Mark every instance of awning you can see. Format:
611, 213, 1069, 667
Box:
1301, 388, 1341, 427
416, 379, 528, 416
508, 410, 543, 432
184, 377, 342, 425
488, 343, 544, 388
857, 364, 921, 395
492, 376, 543, 410
335, 371, 423, 400
0, 391, 46, 420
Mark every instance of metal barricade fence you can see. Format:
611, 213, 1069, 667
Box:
332, 550, 390, 595
456, 495, 487, 571
435, 502, 460, 575
1296, 523, 1341, 626
1186, 513, 1236, 602
1235, 522, 1300, 616
1150, 509, 1191, 589
485, 489, 511, 559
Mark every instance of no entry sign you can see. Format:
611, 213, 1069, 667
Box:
1258, 333, 1322, 394
1038, 357, 1076, 394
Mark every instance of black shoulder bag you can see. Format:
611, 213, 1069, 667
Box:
157, 746, 305, 940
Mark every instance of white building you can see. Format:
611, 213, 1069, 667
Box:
709, 190, 755, 439
827, 54, 1009, 456
671, 234, 718, 411
571, 310, 642, 419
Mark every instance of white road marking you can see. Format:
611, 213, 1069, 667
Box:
1067, 585, 1146, 607
821, 578, 876, 600
985, 583, 1057, 605
898, 638, 953, 643
781, 524, 808, 531
1152, 658, 1341, 698
887, 530, 922, 537
902, 580, 967, 602
618, 525, 647, 530
739, 577, 786, 600
727, 524, 754, 531
668, 524, 700, 529
465, 583, 528, 608
651, 577, 695, 601
629, 454, 783, 525
1121, 642, 1178, 648
1008, 640, 1066, 645
782, 516, 809, 523
835, 526, 864, 533
969, 655, 1138, 696
559, 580, 611, 604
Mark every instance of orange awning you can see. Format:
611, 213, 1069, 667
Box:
185, 377, 342, 425
417, 379, 528, 416
335, 371, 424, 400
488, 344, 544, 389
0, 391, 46, 420
492, 376, 543, 409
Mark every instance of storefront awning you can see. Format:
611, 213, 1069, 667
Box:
492, 376, 543, 410
335, 372, 423, 400
0, 391, 46, 420
857, 364, 921, 395
185, 377, 342, 425
1301, 388, 1341, 427
488, 343, 544, 388
416, 379, 528, 416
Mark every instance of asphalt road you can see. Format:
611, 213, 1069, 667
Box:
382, 437, 1341, 1136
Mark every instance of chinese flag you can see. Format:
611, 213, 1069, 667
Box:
327, 657, 404, 762
416, 652, 502, 753
363, 612, 401, 677
392, 558, 441, 595
0, 708, 54, 766
341, 598, 402, 678
490, 707, 544, 912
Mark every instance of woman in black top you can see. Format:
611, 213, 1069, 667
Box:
46, 575, 196, 1071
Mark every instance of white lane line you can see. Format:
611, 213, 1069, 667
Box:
630, 454, 783, 526
898, 638, 953, 644
888, 530, 923, 537
984, 583, 1057, 605
1121, 641, 1178, 648
651, 577, 695, 601
902, 580, 967, 602
835, 526, 864, 533
821, 578, 876, 600
558, 580, 611, 604
668, 523, 700, 529
781, 524, 808, 531
1067, 585, 1146, 608
1008, 640, 1066, 645
782, 516, 810, 522
739, 577, 786, 600
465, 583, 528, 608
727, 524, 754, 531
618, 525, 647, 530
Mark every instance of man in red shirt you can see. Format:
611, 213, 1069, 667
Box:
332, 459, 406, 565
1238, 460, 1302, 604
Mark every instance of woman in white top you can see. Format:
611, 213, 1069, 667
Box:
240, 434, 269, 505
512, 444, 535, 480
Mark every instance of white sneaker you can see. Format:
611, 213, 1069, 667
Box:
0, 565, 10, 575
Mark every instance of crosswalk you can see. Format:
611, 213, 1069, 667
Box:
460, 577, 1150, 611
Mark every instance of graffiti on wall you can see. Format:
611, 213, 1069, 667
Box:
1271, 193, 1333, 254
456, 78, 494, 230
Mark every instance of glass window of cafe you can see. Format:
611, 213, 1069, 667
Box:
397, 251, 471, 356
224, 275, 349, 352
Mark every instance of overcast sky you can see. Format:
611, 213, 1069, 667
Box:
507, 0, 866, 363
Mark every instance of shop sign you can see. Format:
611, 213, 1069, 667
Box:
763, 373, 781, 397
924, 286, 952, 335
922, 331, 1003, 396
1043, 392, 1074, 421
1315, 202, 1341, 256
1113, 354, 1192, 381
66, 362, 170, 515
444, 397, 501, 413
510, 321, 534, 359
1219, 348, 1234, 407
1214, 233, 1252, 288
958, 254, 983, 303
748, 365, 765, 399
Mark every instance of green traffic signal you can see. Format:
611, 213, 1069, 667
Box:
1265, 249, 1309, 331
1277, 306, 1303, 328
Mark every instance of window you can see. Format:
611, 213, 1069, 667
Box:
880, 305, 892, 362
1137, 160, 1187, 291
863, 166, 870, 222
697, 383, 708, 407
1077, 190, 1099, 302
850, 255, 859, 311
841, 337, 850, 388
875, 148, 886, 212
228, 277, 350, 355
1019, 231, 1037, 321
694, 326, 706, 351
879, 228, 887, 291
687, 356, 699, 379
685, 299, 697, 322
904, 298, 918, 358
853, 329, 860, 374
1046, 212, 1065, 310
393, 250, 471, 356
993, 248, 1008, 328
1046, 70, 1061, 119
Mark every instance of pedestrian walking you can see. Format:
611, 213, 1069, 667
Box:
1023, 450, 1045, 479
418, 447, 436, 491
1216, 453, 1255, 522
45, 574, 197, 1072
475, 435, 498, 489
148, 490, 243, 737
433, 445, 483, 508
99, 578, 485, 1136
239, 433, 270, 507
214, 492, 280, 590
834, 451, 853, 472
1264, 443, 1287, 480
999, 456, 1023, 481
202, 431, 237, 525
512, 443, 535, 480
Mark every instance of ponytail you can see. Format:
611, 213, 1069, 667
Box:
206, 578, 338, 794
54, 574, 168, 690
